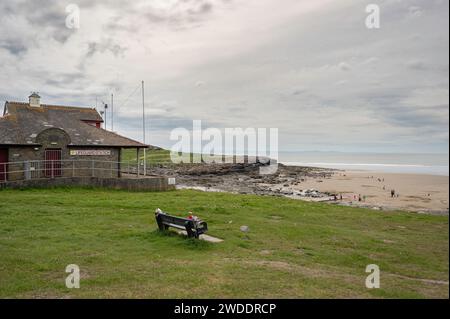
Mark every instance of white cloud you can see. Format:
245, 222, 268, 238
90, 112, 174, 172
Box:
403, 88, 449, 107
0, 0, 448, 153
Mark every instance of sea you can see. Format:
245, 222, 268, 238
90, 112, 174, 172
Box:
278, 152, 449, 176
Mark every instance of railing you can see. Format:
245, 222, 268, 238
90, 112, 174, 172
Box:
0, 159, 153, 183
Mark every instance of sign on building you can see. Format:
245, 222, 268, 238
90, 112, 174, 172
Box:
70, 150, 111, 156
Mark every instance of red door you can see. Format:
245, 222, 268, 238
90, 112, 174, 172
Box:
45, 149, 62, 178
0, 149, 8, 182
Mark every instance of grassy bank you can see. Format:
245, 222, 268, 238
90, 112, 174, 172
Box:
120, 148, 219, 165
121, 148, 173, 165
0, 188, 448, 298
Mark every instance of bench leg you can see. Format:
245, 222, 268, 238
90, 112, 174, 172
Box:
156, 214, 165, 231
185, 225, 195, 238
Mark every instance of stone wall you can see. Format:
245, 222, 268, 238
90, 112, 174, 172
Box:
6, 128, 122, 181
7, 147, 38, 181
66, 149, 121, 179
0, 176, 175, 192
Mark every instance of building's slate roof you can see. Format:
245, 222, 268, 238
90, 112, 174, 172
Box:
0, 101, 147, 148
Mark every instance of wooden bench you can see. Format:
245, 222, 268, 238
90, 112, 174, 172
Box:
155, 210, 208, 239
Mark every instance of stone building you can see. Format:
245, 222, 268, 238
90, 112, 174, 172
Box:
0, 93, 148, 182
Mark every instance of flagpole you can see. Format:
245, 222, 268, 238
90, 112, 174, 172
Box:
142, 81, 146, 176
111, 93, 114, 132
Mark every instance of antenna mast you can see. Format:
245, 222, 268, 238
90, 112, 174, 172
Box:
111, 93, 114, 132
142, 81, 146, 176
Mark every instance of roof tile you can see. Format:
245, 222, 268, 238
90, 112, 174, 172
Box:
0, 101, 147, 148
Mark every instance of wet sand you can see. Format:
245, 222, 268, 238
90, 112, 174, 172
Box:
149, 163, 449, 214
295, 171, 449, 213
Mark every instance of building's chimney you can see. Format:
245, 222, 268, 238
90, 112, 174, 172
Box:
29, 92, 41, 107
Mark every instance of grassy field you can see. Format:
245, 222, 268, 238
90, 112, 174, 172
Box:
121, 148, 173, 165
121, 148, 208, 165
0, 187, 448, 298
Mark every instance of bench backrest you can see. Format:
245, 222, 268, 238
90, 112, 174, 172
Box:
159, 214, 192, 227
155, 210, 208, 238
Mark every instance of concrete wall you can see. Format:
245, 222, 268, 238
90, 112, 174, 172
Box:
0, 176, 175, 192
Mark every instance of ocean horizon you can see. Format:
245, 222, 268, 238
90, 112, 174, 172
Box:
278, 151, 449, 176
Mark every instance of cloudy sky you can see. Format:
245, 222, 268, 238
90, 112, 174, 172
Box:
0, 0, 448, 154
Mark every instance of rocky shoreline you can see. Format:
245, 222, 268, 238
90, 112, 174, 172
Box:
148, 162, 449, 215
151, 162, 338, 200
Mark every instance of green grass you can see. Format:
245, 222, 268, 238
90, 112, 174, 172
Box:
0, 188, 448, 298
121, 148, 211, 165
121, 148, 173, 164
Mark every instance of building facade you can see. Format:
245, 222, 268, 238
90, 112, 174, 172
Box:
0, 93, 147, 182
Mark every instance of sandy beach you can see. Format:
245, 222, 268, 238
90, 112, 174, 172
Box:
294, 170, 449, 214
150, 162, 449, 215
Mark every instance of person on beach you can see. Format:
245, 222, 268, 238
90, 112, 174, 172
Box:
391, 189, 396, 198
